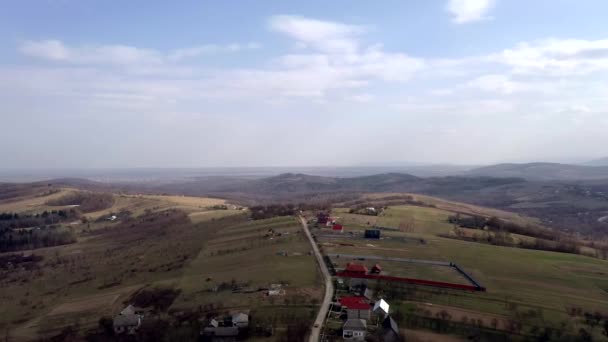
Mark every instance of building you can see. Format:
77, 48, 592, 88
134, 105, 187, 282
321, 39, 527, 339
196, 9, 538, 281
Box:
364, 229, 381, 239
371, 264, 382, 274
340, 296, 371, 320
344, 263, 368, 276
343, 318, 367, 340
332, 224, 344, 232
201, 326, 239, 341
373, 298, 390, 317
201, 312, 249, 341
113, 312, 141, 335
381, 316, 401, 342
231, 312, 249, 328
317, 212, 330, 225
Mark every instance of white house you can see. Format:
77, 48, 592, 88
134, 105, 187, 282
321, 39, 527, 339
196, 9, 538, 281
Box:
343, 318, 366, 340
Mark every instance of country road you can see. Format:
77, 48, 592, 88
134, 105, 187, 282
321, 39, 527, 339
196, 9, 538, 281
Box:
299, 216, 333, 342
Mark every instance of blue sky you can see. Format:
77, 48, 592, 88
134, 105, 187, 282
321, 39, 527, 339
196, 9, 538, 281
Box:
2, 0, 608, 167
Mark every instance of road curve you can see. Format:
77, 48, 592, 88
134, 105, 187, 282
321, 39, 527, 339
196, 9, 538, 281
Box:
299, 216, 333, 342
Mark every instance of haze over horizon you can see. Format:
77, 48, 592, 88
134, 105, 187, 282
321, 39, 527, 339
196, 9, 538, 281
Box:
2, 0, 608, 168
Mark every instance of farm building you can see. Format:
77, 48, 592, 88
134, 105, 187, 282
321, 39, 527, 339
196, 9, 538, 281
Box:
373, 299, 390, 317
364, 229, 381, 239
344, 263, 368, 276
342, 318, 367, 340
332, 223, 343, 232
371, 264, 382, 274
113, 306, 142, 335
340, 296, 371, 320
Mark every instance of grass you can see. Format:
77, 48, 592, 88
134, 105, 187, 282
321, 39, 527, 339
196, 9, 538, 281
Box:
320, 202, 608, 334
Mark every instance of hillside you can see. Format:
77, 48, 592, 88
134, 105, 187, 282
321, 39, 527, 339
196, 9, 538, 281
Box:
465, 162, 608, 181
585, 157, 608, 167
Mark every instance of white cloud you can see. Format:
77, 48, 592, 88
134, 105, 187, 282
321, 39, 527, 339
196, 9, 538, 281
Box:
494, 38, 608, 75
446, 0, 495, 24
269, 15, 365, 53
19, 40, 259, 65
167, 42, 260, 61
19, 40, 163, 65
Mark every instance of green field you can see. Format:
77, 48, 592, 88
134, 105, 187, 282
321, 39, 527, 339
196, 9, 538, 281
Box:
0, 191, 321, 341
320, 202, 608, 338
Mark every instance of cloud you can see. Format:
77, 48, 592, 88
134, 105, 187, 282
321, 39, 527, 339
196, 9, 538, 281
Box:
19, 40, 163, 65
19, 40, 259, 65
167, 42, 260, 61
494, 38, 608, 75
446, 0, 495, 23
269, 15, 365, 53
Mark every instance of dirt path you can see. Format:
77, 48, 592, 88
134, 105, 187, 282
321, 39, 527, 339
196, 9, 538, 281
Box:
300, 217, 333, 342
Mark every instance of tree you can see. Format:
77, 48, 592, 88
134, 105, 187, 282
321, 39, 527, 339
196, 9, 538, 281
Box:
98, 316, 114, 336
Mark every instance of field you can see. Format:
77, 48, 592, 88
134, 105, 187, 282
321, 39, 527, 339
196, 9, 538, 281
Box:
0, 187, 321, 341
315, 196, 608, 339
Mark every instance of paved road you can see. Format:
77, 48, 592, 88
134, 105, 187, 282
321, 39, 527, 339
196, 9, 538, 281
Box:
300, 217, 333, 342
326, 253, 451, 266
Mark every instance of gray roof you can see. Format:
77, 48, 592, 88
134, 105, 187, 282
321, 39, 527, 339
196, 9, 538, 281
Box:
382, 316, 399, 335
232, 312, 248, 323
343, 318, 367, 330
113, 314, 140, 327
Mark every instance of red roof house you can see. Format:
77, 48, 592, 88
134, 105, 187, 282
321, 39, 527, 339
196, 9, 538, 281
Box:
371, 264, 382, 274
332, 224, 343, 232
345, 263, 368, 275
340, 296, 371, 319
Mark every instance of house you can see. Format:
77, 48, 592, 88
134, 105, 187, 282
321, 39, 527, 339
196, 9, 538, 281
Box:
371, 264, 382, 274
332, 224, 344, 232
343, 318, 367, 340
344, 263, 368, 276
381, 316, 401, 342
373, 299, 390, 317
364, 229, 381, 239
317, 212, 330, 225
232, 312, 249, 328
201, 326, 239, 341
340, 296, 371, 320
113, 313, 141, 335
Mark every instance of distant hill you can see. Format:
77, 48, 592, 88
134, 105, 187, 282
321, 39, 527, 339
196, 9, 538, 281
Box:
584, 157, 608, 167
465, 162, 608, 181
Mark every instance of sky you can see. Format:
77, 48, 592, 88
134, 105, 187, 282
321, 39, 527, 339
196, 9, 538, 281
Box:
2, 0, 608, 168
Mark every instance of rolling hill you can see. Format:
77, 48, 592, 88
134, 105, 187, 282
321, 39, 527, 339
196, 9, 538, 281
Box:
465, 162, 608, 181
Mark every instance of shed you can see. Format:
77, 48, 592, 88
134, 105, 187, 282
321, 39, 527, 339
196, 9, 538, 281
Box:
373, 298, 390, 317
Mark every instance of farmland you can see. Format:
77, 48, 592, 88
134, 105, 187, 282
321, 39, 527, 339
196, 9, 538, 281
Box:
312, 194, 608, 340
0, 186, 321, 341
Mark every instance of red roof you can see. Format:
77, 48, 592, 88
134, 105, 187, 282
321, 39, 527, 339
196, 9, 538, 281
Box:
340, 296, 371, 310
332, 224, 343, 231
372, 264, 382, 271
345, 263, 368, 273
